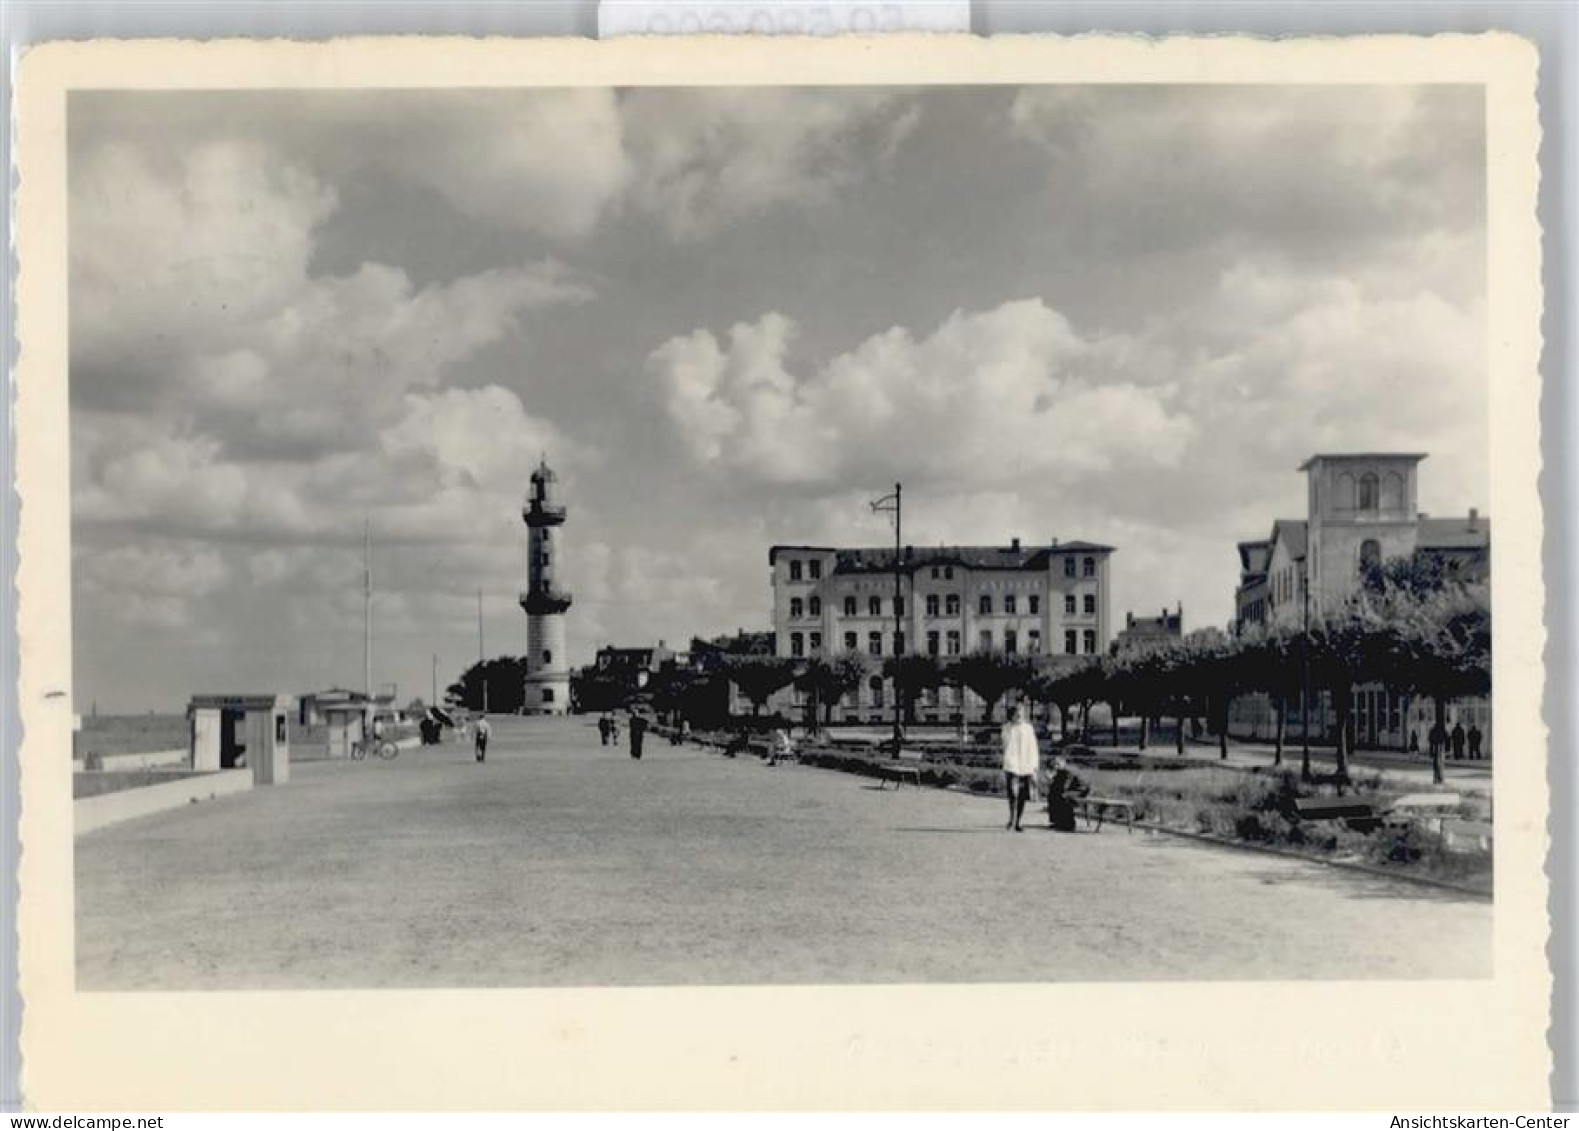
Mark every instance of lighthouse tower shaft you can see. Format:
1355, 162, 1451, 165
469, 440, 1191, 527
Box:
520, 461, 572, 715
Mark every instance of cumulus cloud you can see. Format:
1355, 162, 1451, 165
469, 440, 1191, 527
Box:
1008, 85, 1483, 261
66, 83, 1489, 711
621, 88, 917, 238
648, 298, 1196, 488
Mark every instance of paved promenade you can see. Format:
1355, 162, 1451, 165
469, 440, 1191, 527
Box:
75, 716, 1491, 989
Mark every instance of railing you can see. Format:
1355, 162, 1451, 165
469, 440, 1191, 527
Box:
522, 501, 567, 522
519, 588, 574, 613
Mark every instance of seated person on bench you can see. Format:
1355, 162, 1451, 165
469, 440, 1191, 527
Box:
1044, 756, 1091, 832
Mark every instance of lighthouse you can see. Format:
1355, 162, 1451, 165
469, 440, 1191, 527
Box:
519, 458, 572, 714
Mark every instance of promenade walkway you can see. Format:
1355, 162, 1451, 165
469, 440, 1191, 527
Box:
75, 715, 1490, 989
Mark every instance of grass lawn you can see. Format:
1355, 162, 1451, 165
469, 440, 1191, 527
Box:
73, 769, 211, 800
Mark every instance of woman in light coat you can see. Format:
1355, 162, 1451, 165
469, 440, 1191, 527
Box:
1000, 704, 1041, 832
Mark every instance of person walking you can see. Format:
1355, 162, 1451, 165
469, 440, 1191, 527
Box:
1000, 704, 1040, 832
1450, 722, 1466, 761
598, 715, 611, 746
628, 711, 647, 760
1468, 723, 1483, 760
473, 714, 491, 763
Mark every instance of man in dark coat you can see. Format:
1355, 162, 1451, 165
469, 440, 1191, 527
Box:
628, 712, 648, 760
598, 715, 611, 746
1468, 724, 1483, 760
1044, 756, 1090, 832
1450, 722, 1466, 760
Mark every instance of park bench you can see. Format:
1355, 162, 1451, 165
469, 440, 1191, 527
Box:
1070, 796, 1136, 833
1379, 793, 1466, 834
1441, 818, 1494, 852
875, 753, 925, 790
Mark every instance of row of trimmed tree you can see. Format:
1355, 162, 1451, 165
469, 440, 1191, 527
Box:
718, 572, 1490, 785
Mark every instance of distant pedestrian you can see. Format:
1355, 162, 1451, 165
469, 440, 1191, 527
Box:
1468, 724, 1483, 760
628, 712, 647, 760
670, 717, 684, 747
1408, 729, 1420, 754
1450, 722, 1466, 760
1044, 756, 1091, 832
768, 726, 793, 767
598, 715, 612, 746
474, 715, 491, 763
1000, 705, 1040, 832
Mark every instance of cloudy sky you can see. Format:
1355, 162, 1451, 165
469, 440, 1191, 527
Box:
69, 83, 1487, 712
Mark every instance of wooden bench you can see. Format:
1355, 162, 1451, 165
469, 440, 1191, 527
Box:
876, 758, 924, 789
1071, 796, 1137, 833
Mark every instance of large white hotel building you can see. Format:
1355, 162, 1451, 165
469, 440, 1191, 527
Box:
765, 538, 1114, 724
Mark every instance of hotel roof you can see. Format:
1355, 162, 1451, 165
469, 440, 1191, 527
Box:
769, 541, 1115, 572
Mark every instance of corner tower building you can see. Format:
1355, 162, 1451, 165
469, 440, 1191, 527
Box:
520, 458, 572, 714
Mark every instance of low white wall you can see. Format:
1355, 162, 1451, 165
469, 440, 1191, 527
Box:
72, 748, 188, 774
75, 768, 252, 837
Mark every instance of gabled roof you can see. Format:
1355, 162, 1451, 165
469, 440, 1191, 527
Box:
1237, 539, 1272, 573
1269, 519, 1308, 562
1418, 516, 1490, 551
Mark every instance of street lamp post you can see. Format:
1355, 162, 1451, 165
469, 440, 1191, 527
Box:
1301, 569, 1313, 780
870, 483, 903, 758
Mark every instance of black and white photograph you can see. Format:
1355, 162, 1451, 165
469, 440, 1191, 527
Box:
16, 33, 1549, 1111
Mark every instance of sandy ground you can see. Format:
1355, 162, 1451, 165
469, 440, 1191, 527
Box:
75, 715, 1491, 989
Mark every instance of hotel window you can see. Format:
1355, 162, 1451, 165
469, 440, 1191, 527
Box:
1084, 594, 1096, 615
945, 594, 961, 616
895, 596, 905, 616
944, 566, 954, 579
979, 594, 993, 615
868, 632, 883, 656
930, 567, 939, 579
844, 596, 857, 616
844, 631, 857, 651
1065, 630, 1078, 654
869, 677, 885, 707
808, 595, 821, 616
1084, 629, 1097, 654
926, 594, 940, 617
927, 631, 940, 655
809, 632, 822, 653
1028, 629, 1042, 654
1005, 629, 1018, 654
979, 629, 993, 651
1359, 539, 1381, 574
790, 632, 804, 658
1005, 594, 1017, 614
1028, 594, 1040, 615
1065, 594, 1076, 615
1083, 556, 1096, 578
946, 630, 962, 656
1359, 472, 1379, 511
790, 597, 803, 618
869, 596, 882, 617
543, 689, 554, 703
1064, 557, 1076, 578
809, 559, 822, 580
894, 632, 906, 655
789, 560, 802, 581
